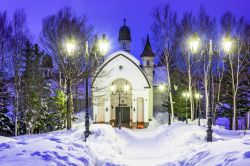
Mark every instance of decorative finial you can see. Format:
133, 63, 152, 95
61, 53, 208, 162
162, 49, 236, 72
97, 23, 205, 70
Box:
123, 18, 126, 26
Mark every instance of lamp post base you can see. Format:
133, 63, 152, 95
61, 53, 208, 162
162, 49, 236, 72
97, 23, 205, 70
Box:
206, 129, 213, 142
168, 113, 171, 125
84, 130, 91, 141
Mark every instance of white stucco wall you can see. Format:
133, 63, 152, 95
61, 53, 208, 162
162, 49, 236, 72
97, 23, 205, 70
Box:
92, 51, 152, 125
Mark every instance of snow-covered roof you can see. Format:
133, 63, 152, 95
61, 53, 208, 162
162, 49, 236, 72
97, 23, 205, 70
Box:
103, 50, 140, 66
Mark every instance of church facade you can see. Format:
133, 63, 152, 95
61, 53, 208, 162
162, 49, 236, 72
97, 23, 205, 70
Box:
92, 20, 166, 129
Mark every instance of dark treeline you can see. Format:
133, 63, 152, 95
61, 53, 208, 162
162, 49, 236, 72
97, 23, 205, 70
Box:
151, 4, 250, 130
0, 7, 94, 136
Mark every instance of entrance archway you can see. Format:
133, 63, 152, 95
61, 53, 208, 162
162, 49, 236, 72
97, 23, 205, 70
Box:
110, 78, 132, 128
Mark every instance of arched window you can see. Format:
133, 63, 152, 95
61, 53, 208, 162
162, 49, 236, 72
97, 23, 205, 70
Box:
123, 43, 126, 49
146, 60, 150, 66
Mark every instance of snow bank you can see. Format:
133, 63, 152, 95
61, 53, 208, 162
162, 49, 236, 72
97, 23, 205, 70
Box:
0, 117, 250, 166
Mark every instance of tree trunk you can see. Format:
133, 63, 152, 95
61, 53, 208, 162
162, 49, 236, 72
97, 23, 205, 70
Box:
229, 116, 232, 130
232, 95, 237, 130
230, 56, 237, 130
204, 57, 209, 119
247, 112, 250, 130
166, 61, 174, 122
14, 75, 20, 136
66, 79, 73, 130
188, 56, 194, 120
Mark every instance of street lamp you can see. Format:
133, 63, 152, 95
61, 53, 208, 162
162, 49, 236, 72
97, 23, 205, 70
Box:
182, 91, 190, 124
189, 33, 215, 142
223, 35, 232, 54
186, 32, 200, 124
189, 32, 200, 54
194, 92, 203, 126
84, 35, 109, 141
159, 83, 165, 92
111, 81, 130, 129
99, 34, 109, 55
64, 38, 78, 130
65, 39, 77, 55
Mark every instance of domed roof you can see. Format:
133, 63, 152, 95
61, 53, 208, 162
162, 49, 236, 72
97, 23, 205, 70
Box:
140, 35, 155, 57
41, 55, 53, 68
118, 19, 131, 41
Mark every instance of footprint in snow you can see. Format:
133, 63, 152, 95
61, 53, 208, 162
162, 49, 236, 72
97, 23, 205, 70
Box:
243, 151, 250, 158
48, 137, 62, 143
0, 143, 11, 151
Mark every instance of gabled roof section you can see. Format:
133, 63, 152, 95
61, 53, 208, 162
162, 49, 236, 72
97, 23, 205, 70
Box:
92, 51, 150, 88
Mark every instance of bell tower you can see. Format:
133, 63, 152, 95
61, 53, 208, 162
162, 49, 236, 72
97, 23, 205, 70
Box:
118, 19, 131, 52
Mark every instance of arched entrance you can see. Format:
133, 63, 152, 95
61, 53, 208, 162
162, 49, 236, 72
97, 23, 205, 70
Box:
110, 78, 132, 128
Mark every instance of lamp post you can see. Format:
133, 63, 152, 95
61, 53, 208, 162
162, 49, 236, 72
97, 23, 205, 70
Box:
206, 40, 214, 142
84, 41, 91, 140
182, 91, 190, 124
84, 34, 109, 141
110, 81, 130, 129
65, 38, 77, 130
187, 33, 200, 121
194, 92, 203, 126
189, 32, 216, 142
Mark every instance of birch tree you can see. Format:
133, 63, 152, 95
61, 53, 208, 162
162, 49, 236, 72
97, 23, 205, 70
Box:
9, 9, 29, 136
151, 4, 179, 121
179, 12, 196, 120
221, 12, 249, 130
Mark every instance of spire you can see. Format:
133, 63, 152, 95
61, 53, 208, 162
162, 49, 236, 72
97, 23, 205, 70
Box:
140, 35, 155, 57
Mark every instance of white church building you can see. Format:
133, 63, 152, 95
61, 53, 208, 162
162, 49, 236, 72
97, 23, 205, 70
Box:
91, 20, 167, 129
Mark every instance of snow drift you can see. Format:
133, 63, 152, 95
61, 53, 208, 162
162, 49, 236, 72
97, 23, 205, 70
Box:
0, 117, 250, 166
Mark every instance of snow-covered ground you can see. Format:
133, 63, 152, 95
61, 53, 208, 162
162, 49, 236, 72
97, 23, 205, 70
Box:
0, 113, 250, 166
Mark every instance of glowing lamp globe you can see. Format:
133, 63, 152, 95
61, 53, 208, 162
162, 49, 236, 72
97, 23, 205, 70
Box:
99, 34, 109, 55
223, 38, 232, 54
65, 39, 76, 55
189, 33, 200, 54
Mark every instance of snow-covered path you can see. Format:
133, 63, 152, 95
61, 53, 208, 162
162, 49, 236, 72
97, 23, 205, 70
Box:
1, 119, 250, 166
113, 124, 206, 166
121, 129, 166, 165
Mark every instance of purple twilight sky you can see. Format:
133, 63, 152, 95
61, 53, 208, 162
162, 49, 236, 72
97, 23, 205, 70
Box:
1, 0, 250, 57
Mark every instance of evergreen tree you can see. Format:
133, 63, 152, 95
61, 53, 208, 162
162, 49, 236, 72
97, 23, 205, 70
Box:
171, 69, 189, 120
0, 71, 13, 136
49, 90, 67, 130
20, 42, 51, 134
